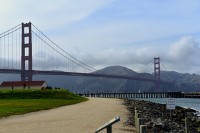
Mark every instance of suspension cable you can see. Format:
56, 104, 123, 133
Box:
161, 60, 167, 71
32, 30, 93, 72
138, 62, 154, 73
0, 27, 22, 39
31, 24, 96, 71
0, 24, 21, 36
136, 59, 154, 73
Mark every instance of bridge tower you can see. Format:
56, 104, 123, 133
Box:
154, 57, 160, 91
21, 22, 32, 81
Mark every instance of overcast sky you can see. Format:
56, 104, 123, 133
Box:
1, 0, 200, 74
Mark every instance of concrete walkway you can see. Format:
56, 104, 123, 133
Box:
0, 98, 132, 133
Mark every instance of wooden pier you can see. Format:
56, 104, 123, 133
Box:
79, 92, 184, 99
182, 92, 200, 98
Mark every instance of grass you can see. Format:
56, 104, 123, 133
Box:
0, 89, 87, 118
0, 89, 82, 99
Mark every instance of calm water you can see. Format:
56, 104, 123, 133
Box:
133, 98, 200, 115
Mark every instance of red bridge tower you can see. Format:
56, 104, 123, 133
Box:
154, 57, 160, 91
21, 22, 32, 81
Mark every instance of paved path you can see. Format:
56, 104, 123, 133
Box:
0, 98, 132, 133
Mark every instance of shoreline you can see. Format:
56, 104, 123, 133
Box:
132, 98, 200, 116
124, 99, 200, 133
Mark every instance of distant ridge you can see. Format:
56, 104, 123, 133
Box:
0, 66, 200, 92
94, 66, 137, 76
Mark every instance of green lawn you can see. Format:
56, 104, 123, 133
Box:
0, 89, 87, 118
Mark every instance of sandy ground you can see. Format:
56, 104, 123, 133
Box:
0, 98, 133, 133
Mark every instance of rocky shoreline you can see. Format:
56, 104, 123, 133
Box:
124, 99, 200, 133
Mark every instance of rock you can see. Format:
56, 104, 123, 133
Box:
124, 99, 200, 133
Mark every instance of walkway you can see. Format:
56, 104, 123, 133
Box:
0, 98, 132, 133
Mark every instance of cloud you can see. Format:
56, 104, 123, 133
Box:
0, 0, 114, 31
166, 36, 200, 73
169, 36, 199, 61
73, 36, 200, 74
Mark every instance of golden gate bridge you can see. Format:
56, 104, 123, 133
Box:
0, 22, 169, 92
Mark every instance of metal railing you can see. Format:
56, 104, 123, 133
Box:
94, 116, 120, 133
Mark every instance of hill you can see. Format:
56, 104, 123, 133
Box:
73, 66, 155, 93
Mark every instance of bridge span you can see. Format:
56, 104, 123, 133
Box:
0, 69, 173, 83
0, 22, 173, 91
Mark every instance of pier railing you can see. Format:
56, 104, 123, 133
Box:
79, 92, 184, 99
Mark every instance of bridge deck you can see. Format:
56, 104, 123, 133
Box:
0, 69, 156, 82
0, 69, 171, 83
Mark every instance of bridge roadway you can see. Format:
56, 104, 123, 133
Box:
0, 68, 159, 82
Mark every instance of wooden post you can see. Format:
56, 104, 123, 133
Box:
185, 113, 189, 133
107, 125, 112, 133
140, 125, 147, 133
135, 109, 140, 128
134, 109, 138, 132
137, 118, 144, 133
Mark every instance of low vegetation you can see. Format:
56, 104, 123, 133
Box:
0, 89, 87, 118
